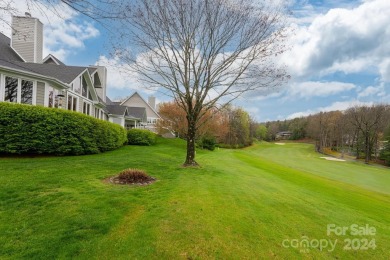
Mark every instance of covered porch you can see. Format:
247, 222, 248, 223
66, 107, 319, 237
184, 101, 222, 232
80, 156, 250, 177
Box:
124, 116, 143, 130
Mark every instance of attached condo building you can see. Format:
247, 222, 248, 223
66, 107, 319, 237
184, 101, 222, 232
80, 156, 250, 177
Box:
0, 13, 160, 131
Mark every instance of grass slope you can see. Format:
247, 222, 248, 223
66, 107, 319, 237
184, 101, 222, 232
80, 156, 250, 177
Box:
0, 139, 389, 259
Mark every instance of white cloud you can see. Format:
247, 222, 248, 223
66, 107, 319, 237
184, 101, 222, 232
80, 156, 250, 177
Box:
287, 81, 356, 98
287, 100, 373, 119
245, 106, 260, 115
287, 110, 315, 119
379, 59, 390, 82
282, 0, 390, 82
0, 1, 100, 62
96, 55, 155, 94
357, 84, 386, 98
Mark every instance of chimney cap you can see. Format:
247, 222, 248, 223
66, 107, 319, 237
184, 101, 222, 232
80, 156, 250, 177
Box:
25, 12, 31, 17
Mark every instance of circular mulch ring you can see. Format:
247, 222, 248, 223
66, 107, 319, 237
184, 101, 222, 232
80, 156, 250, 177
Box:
103, 176, 156, 186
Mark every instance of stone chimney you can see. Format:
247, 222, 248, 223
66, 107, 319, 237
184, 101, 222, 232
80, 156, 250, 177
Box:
148, 96, 156, 110
11, 13, 43, 63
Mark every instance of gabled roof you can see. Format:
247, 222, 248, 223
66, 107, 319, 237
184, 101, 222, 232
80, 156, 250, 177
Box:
42, 54, 65, 65
106, 96, 114, 105
88, 67, 97, 74
127, 107, 147, 120
0, 33, 93, 85
0, 59, 87, 84
120, 91, 160, 118
0, 32, 24, 62
106, 105, 146, 121
277, 131, 292, 135
106, 105, 128, 116
98, 96, 106, 105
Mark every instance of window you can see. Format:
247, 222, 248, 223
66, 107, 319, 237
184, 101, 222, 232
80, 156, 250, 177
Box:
4, 76, 18, 102
73, 77, 81, 94
82, 77, 88, 98
67, 94, 77, 111
94, 108, 99, 119
4, 77, 34, 104
73, 97, 77, 111
147, 118, 157, 124
83, 102, 90, 115
21, 80, 33, 104
47, 86, 59, 108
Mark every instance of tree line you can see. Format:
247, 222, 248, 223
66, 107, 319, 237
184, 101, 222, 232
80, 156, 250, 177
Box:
262, 104, 390, 165
156, 102, 259, 150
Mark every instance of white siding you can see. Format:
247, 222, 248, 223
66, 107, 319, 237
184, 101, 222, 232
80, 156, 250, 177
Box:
11, 16, 43, 63
35, 20, 43, 63
79, 97, 84, 113
0, 73, 3, 101
110, 117, 124, 127
36, 81, 45, 106
121, 93, 160, 118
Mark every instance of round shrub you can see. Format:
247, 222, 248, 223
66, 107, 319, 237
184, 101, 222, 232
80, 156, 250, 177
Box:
127, 129, 156, 146
197, 135, 216, 151
0, 102, 127, 155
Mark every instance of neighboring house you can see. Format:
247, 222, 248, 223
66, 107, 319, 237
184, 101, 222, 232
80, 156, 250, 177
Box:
0, 13, 161, 132
106, 102, 147, 130
275, 131, 292, 140
108, 92, 161, 131
0, 14, 108, 120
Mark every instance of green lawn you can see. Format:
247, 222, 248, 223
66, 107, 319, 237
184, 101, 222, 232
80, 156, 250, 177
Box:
0, 139, 389, 259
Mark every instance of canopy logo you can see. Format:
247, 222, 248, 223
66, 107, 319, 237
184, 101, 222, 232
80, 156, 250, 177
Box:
282, 224, 377, 253
282, 237, 337, 253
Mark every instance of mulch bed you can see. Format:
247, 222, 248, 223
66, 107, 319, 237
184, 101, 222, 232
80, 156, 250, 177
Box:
103, 175, 156, 186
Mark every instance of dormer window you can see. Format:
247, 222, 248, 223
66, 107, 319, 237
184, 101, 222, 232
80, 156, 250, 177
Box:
73, 76, 81, 94
82, 77, 88, 98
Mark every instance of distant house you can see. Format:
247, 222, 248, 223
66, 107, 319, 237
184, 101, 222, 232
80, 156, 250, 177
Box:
0, 13, 160, 132
106, 92, 161, 131
275, 131, 292, 140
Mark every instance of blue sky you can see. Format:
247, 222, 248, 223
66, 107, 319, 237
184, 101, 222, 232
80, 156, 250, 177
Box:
1, 0, 389, 122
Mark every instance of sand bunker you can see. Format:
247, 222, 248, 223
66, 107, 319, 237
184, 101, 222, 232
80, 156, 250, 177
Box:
320, 157, 346, 162
275, 143, 286, 145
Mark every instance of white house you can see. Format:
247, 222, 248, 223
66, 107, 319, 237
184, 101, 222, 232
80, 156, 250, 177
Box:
0, 13, 160, 131
115, 92, 160, 131
0, 13, 108, 120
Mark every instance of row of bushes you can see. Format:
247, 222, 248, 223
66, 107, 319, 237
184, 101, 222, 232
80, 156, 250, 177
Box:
0, 103, 127, 155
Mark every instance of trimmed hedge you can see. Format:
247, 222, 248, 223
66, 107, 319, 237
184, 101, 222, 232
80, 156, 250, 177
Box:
127, 129, 156, 146
0, 102, 127, 155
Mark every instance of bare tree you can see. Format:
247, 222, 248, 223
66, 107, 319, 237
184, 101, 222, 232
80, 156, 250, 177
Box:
115, 0, 290, 166
347, 105, 387, 164
0, 0, 126, 31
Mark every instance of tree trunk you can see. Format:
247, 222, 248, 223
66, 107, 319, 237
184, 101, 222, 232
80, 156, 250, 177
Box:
184, 118, 198, 167
365, 131, 369, 164
355, 131, 360, 159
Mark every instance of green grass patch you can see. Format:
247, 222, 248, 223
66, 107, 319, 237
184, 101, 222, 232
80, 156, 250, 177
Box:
0, 139, 389, 259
